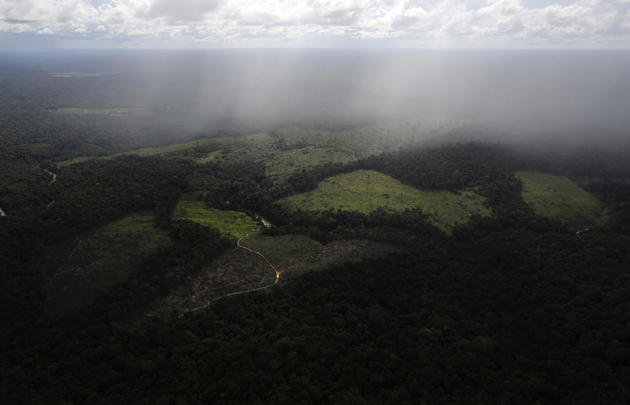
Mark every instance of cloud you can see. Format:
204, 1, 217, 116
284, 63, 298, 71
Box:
0, 0, 629, 47
2, 17, 38, 24
144, 0, 221, 22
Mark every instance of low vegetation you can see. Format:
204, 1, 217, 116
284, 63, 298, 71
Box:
105, 213, 170, 236
53, 108, 134, 116
4, 96, 630, 404
264, 146, 356, 181
147, 233, 397, 316
276, 169, 491, 233
243, 234, 396, 279
146, 248, 274, 317
172, 199, 260, 238
56, 136, 233, 167
49, 72, 117, 78
52, 120, 451, 178
45, 214, 170, 316
516, 171, 609, 228
118, 137, 232, 158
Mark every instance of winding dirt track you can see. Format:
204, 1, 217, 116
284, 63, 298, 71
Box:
184, 235, 280, 314
43, 168, 57, 184
0, 168, 57, 218
43, 169, 57, 210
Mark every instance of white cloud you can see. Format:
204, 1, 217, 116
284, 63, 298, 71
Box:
0, 0, 629, 47
144, 0, 221, 21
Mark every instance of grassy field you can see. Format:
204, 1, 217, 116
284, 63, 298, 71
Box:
242, 234, 397, 279
146, 234, 395, 317
53, 119, 457, 171
46, 214, 169, 316
119, 136, 233, 158
105, 214, 169, 236
54, 118, 456, 172
265, 146, 356, 180
49, 72, 118, 78
56, 136, 234, 167
194, 130, 359, 183
516, 171, 609, 228
276, 170, 491, 233
172, 199, 260, 238
195, 150, 222, 164
54, 108, 134, 116
272, 117, 463, 153
129, 132, 266, 161
241, 234, 321, 274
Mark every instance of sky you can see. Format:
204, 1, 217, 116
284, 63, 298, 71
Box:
0, 0, 629, 50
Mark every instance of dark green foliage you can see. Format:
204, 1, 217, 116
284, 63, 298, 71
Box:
3, 131, 630, 404
583, 179, 630, 235
2, 226, 629, 404
0, 155, 190, 331
84, 220, 231, 322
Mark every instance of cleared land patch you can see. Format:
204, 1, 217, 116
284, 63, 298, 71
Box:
56, 136, 233, 167
516, 171, 609, 228
46, 214, 169, 316
145, 234, 396, 317
264, 146, 356, 181
53, 119, 455, 171
172, 199, 260, 238
276, 170, 491, 233
56, 156, 95, 167
54, 107, 134, 116
117, 136, 232, 158
242, 234, 397, 279
145, 248, 275, 317
53, 118, 456, 173
49, 72, 118, 78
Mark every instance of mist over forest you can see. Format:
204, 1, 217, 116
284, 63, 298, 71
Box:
3, 49, 630, 144
3, 48, 630, 403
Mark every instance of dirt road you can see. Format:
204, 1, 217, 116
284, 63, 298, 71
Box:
43, 168, 57, 184
183, 235, 280, 314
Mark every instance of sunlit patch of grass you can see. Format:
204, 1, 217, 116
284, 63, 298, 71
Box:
172, 199, 260, 238
276, 170, 491, 234
516, 171, 610, 228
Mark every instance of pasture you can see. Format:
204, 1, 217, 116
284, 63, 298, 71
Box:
172, 199, 260, 238
276, 169, 491, 233
516, 171, 609, 228
54, 107, 133, 116
243, 234, 397, 279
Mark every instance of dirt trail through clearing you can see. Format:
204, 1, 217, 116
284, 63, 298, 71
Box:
184, 235, 280, 314
44, 169, 57, 184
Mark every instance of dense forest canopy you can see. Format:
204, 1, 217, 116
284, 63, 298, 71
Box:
2, 51, 630, 403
